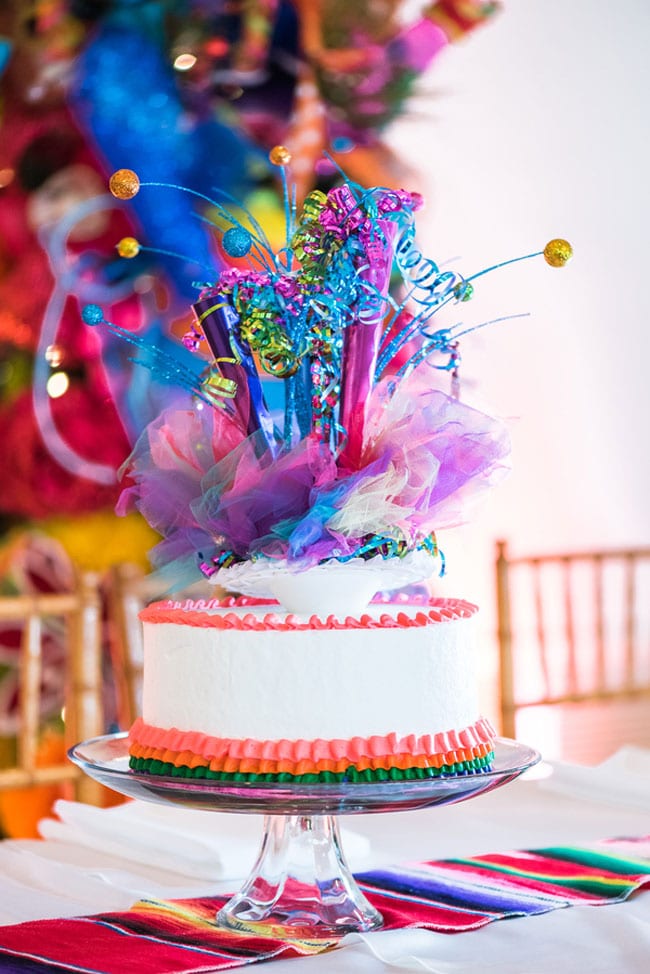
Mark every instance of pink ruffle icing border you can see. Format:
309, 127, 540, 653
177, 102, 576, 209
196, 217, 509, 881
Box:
129, 715, 496, 765
139, 595, 478, 631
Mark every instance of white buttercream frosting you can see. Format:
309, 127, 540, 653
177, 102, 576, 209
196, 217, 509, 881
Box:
141, 603, 480, 743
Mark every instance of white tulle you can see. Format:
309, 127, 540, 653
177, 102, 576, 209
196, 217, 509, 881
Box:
327, 461, 414, 539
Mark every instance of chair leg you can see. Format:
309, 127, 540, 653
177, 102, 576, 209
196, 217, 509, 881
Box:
68, 572, 105, 806
496, 541, 516, 739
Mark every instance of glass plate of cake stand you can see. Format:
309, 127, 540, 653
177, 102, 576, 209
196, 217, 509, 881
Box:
70, 733, 539, 942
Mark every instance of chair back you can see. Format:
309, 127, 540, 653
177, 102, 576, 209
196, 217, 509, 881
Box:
0, 571, 104, 805
496, 540, 650, 759
107, 563, 165, 729
106, 565, 224, 729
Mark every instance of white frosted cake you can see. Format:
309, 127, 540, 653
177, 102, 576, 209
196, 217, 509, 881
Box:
128, 595, 496, 783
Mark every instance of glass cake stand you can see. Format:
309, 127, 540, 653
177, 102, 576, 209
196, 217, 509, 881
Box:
69, 733, 539, 941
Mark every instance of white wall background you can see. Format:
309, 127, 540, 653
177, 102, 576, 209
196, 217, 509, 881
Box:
390, 0, 650, 708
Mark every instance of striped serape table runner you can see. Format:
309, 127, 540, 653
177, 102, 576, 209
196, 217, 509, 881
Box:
0, 839, 648, 973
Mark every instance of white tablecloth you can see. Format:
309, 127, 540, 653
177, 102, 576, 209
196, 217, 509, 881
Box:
1, 750, 649, 973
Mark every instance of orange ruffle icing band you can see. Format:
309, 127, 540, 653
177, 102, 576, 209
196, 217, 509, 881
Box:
139, 595, 478, 631
128, 717, 496, 775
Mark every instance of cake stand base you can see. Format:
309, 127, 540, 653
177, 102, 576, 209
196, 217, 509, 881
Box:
69, 734, 540, 941
217, 814, 382, 939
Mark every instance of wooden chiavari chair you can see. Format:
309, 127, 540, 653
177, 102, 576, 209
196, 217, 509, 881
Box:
106, 563, 176, 729
496, 540, 650, 761
105, 564, 225, 729
106, 563, 147, 731
0, 571, 104, 806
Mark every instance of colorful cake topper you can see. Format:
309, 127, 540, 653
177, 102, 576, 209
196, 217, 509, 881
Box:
84, 154, 571, 596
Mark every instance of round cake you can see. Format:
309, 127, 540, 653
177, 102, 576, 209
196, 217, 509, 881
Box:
96, 167, 564, 787
128, 595, 496, 783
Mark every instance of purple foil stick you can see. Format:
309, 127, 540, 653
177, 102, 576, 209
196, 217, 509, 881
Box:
192, 295, 276, 451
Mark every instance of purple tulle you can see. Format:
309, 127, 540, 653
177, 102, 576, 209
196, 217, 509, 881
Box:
117, 405, 248, 570
358, 378, 511, 531
117, 372, 510, 581
193, 435, 337, 558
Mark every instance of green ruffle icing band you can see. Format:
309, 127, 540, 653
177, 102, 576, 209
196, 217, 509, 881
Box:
129, 751, 495, 783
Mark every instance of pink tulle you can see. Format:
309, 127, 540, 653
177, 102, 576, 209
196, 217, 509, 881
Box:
194, 435, 338, 557
117, 406, 249, 571
117, 373, 510, 579
358, 376, 511, 531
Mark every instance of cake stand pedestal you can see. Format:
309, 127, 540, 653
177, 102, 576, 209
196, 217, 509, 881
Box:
69, 734, 539, 941
217, 813, 382, 938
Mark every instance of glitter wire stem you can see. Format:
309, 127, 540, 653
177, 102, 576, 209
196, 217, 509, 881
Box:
376, 286, 458, 379
210, 192, 277, 255
391, 313, 530, 387
448, 312, 529, 342
321, 151, 365, 198
129, 243, 216, 274
382, 273, 438, 329
466, 251, 543, 284
290, 181, 297, 238
377, 249, 545, 380
140, 180, 276, 269
279, 166, 294, 248
88, 310, 210, 403
275, 246, 297, 273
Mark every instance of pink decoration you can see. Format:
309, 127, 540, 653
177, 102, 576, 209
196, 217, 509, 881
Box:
338, 219, 398, 468
140, 595, 478, 630
128, 715, 496, 769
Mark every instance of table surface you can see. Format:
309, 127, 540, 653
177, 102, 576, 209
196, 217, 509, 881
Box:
1, 755, 649, 973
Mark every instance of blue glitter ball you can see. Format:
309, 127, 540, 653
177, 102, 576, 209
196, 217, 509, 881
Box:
82, 304, 104, 325
223, 226, 252, 258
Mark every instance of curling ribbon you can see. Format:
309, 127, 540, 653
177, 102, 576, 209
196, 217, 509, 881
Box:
34, 195, 138, 486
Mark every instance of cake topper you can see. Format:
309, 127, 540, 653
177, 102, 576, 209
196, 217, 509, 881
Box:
83, 149, 571, 601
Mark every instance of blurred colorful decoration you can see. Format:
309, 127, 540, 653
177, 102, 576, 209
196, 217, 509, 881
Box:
58, 0, 502, 213
42, 510, 159, 574
0, 111, 201, 519
0, 531, 73, 838
68, 9, 262, 300
0, 526, 134, 837
282, 0, 501, 198
0, 118, 126, 517
0, 726, 68, 838
0, 1, 211, 525
0, 0, 500, 531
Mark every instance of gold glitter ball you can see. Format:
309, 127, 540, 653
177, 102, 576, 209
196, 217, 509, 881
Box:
117, 236, 141, 258
269, 145, 291, 166
109, 169, 140, 200
543, 238, 573, 267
